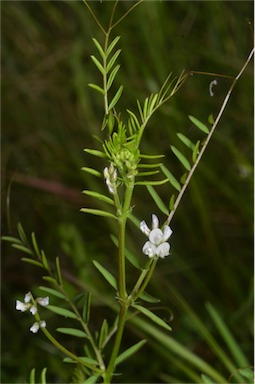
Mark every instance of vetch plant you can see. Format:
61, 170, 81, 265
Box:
2, 2, 254, 383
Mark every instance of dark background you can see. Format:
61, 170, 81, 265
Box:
1, 1, 253, 383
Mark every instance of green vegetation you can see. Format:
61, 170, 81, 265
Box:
1, 1, 253, 383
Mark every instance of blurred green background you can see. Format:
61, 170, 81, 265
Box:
1, 1, 253, 383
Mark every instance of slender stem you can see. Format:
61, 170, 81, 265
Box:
111, 0, 144, 30
103, 32, 110, 115
117, 216, 127, 300
41, 327, 102, 373
131, 258, 158, 302
82, 0, 106, 35
103, 304, 128, 383
166, 47, 254, 226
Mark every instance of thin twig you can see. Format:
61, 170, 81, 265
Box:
166, 47, 254, 226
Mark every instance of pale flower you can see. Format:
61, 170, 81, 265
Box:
16, 292, 49, 315
16, 292, 37, 314
30, 320, 46, 334
140, 214, 172, 259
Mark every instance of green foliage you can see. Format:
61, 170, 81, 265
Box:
30, 368, 47, 384
2, 1, 253, 383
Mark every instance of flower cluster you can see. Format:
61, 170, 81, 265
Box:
140, 214, 172, 258
16, 292, 49, 333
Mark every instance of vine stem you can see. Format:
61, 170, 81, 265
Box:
166, 47, 254, 226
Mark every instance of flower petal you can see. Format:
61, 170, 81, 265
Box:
149, 228, 164, 245
39, 320, 46, 328
151, 214, 159, 229
140, 221, 150, 236
156, 242, 170, 258
30, 305, 37, 315
37, 297, 49, 307
142, 241, 156, 258
16, 300, 29, 312
30, 322, 40, 333
162, 225, 173, 241
24, 292, 32, 303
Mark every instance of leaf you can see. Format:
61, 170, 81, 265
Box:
133, 304, 172, 331
88, 83, 105, 95
140, 291, 161, 303
92, 38, 105, 59
146, 185, 169, 215
84, 375, 100, 384
180, 173, 187, 184
92, 260, 117, 290
98, 319, 108, 349
38, 286, 65, 299
106, 36, 121, 57
106, 49, 121, 72
41, 250, 50, 271
160, 164, 181, 192
84, 148, 106, 159
137, 170, 160, 177
17, 222, 28, 244
110, 234, 141, 269
80, 208, 117, 220
115, 340, 147, 366
31, 232, 40, 259
208, 114, 214, 124
82, 292, 92, 324
63, 356, 98, 365
42, 276, 58, 285
40, 368, 47, 384
108, 85, 123, 110
177, 132, 195, 150
171, 146, 191, 171
55, 257, 62, 285
56, 328, 88, 338
21, 258, 43, 268
201, 374, 215, 383
46, 305, 77, 319
1, 236, 22, 244
237, 368, 254, 380
82, 190, 114, 206
135, 178, 168, 186
107, 65, 120, 90
81, 167, 101, 178
140, 153, 165, 159
90, 55, 105, 75
192, 140, 200, 163
147, 93, 158, 114
189, 115, 209, 134
138, 163, 162, 169
169, 194, 175, 211
13, 243, 33, 255
29, 368, 35, 384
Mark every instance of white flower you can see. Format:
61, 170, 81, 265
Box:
30, 320, 46, 334
37, 296, 49, 307
16, 292, 49, 315
16, 292, 37, 314
140, 214, 172, 259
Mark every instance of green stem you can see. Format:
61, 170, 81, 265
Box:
130, 258, 158, 303
103, 303, 128, 383
104, 181, 134, 381
41, 327, 102, 373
